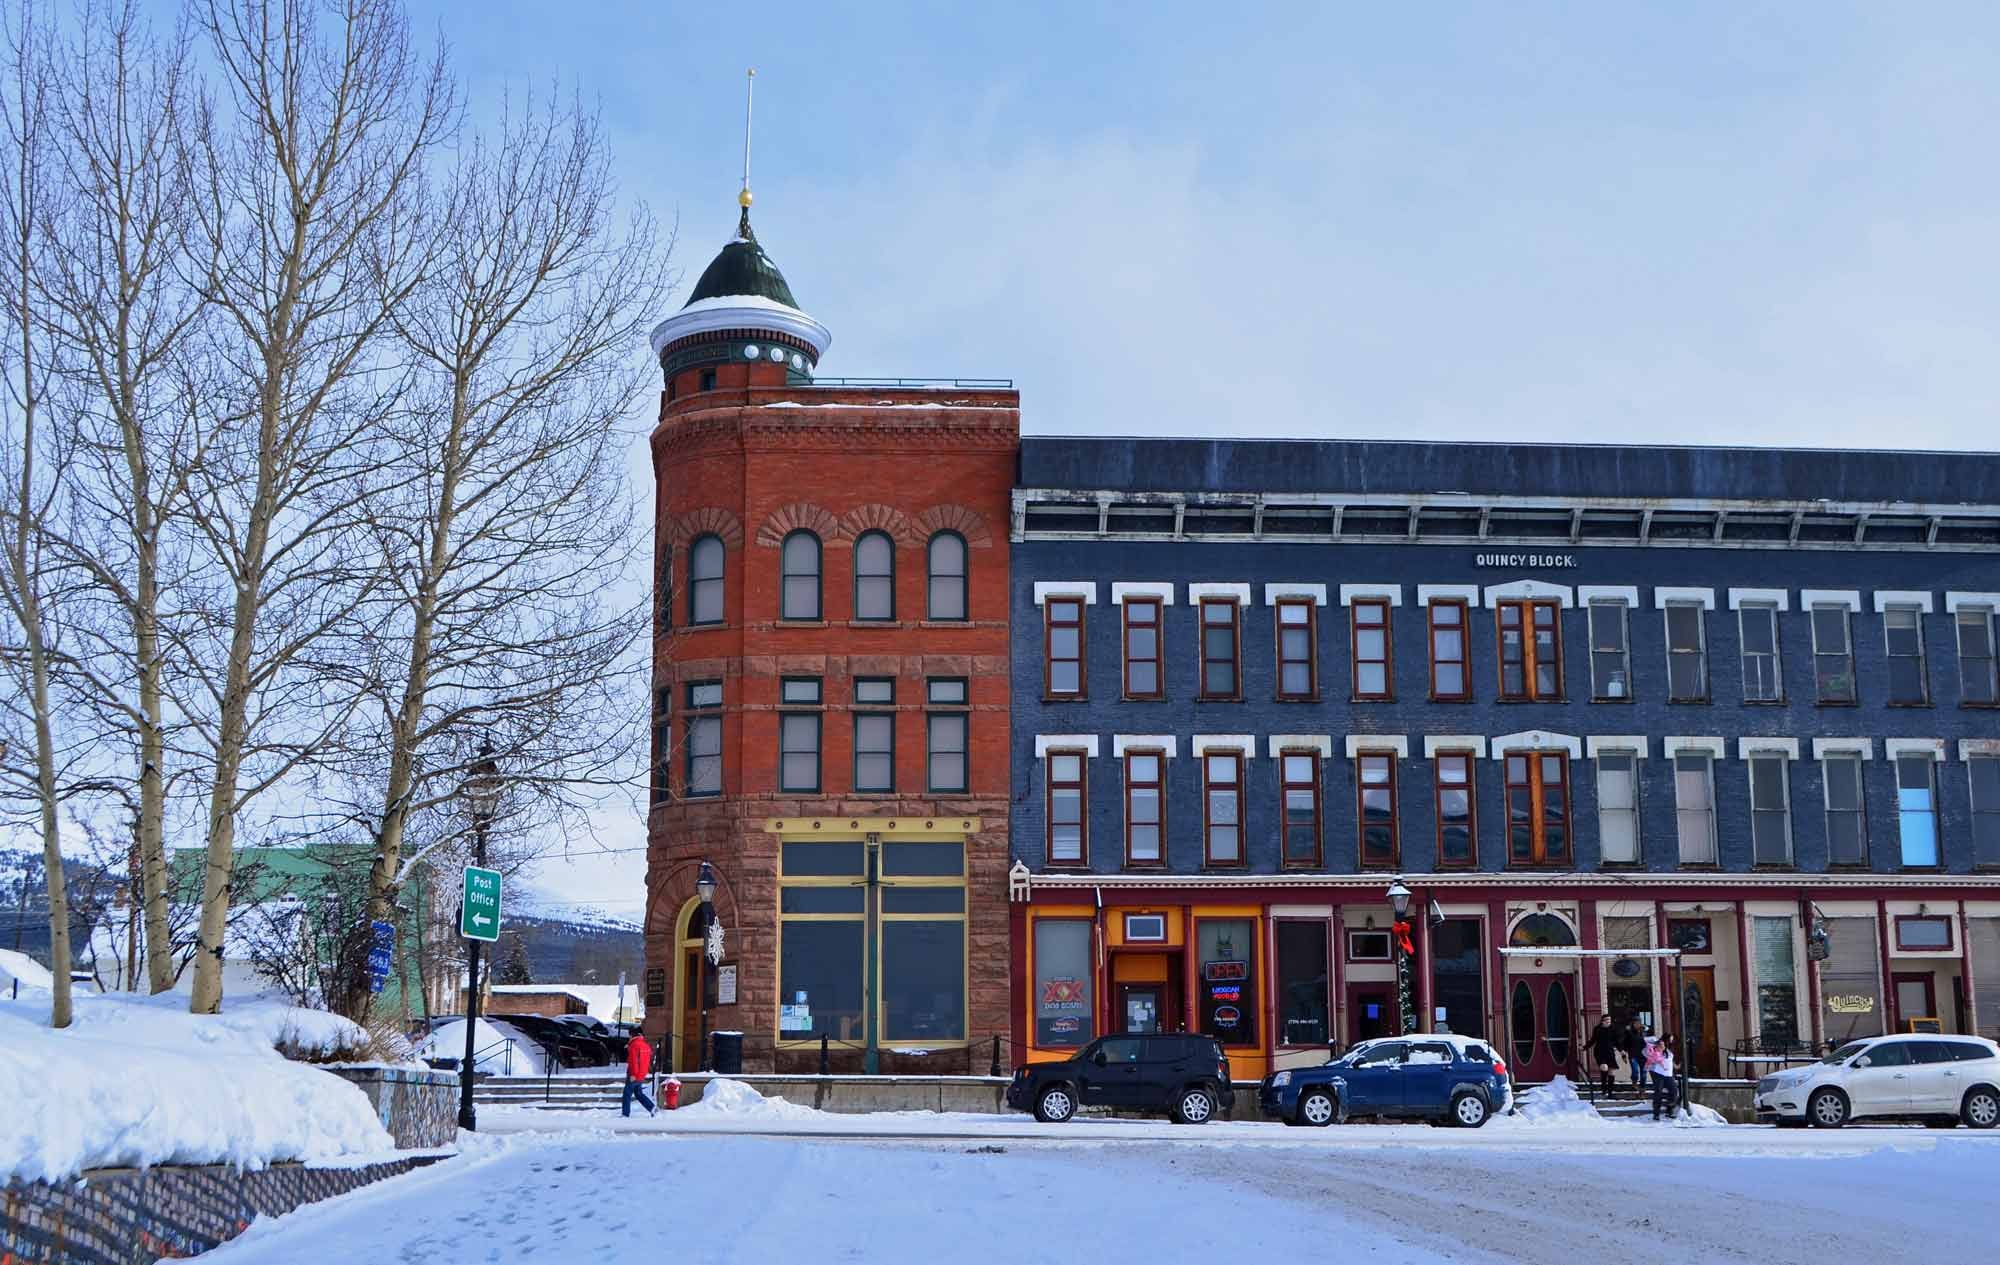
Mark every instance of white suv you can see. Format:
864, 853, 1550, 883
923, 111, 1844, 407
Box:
1754, 1034, 2000, 1129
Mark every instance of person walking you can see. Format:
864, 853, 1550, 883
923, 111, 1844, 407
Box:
622, 1030, 657, 1118
1586, 1014, 1621, 1097
1623, 1019, 1649, 1090
1645, 1033, 1678, 1120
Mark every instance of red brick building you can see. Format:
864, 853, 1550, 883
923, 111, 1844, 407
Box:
643, 192, 1018, 1073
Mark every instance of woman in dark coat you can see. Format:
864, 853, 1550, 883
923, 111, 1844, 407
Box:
1622, 1018, 1649, 1089
1586, 1015, 1621, 1096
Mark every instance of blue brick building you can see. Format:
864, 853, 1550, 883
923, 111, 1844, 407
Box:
1006, 436, 2000, 1083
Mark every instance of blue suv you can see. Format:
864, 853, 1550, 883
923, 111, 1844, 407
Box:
1258, 1034, 1513, 1128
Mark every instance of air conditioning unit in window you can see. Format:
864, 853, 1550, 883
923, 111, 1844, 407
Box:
1607, 673, 1627, 698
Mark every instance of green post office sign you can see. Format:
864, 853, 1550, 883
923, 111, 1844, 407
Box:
459, 866, 503, 942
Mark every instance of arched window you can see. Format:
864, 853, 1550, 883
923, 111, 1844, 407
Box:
927, 531, 967, 621
853, 530, 895, 621
781, 531, 821, 620
657, 549, 673, 629
688, 535, 724, 625
1507, 912, 1578, 949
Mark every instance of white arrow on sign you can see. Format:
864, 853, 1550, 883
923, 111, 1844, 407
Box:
472, 914, 493, 928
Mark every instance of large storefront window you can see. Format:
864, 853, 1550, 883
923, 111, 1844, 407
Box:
1430, 918, 1485, 1039
1197, 918, 1258, 1047
1274, 922, 1329, 1047
1033, 920, 1094, 1048
1603, 915, 1654, 1029
1821, 916, 1885, 1043
1753, 916, 1799, 1046
1973, 918, 2000, 1039
778, 839, 967, 1047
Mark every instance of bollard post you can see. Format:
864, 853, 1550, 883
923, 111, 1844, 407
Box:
989, 1034, 1001, 1077
819, 1033, 830, 1077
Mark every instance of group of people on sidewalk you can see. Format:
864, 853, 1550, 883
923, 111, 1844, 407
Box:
1584, 1015, 1682, 1120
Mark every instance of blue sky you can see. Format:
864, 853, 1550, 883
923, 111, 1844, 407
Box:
416, 1, 2000, 910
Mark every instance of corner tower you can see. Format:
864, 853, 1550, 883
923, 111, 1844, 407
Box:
643, 165, 1019, 1075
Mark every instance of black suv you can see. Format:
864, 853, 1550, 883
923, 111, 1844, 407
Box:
1007, 1034, 1236, 1124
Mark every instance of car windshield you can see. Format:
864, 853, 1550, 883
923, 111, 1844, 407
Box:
1822, 1042, 1869, 1065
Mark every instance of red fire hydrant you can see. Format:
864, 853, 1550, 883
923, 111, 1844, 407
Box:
664, 1076, 682, 1110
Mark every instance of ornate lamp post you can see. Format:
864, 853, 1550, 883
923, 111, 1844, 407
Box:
695, 861, 716, 1071
456, 746, 502, 1132
1387, 877, 1417, 1036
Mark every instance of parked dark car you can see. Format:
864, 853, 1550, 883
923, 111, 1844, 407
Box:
556, 1014, 629, 1060
1007, 1034, 1235, 1124
488, 1013, 609, 1068
1259, 1034, 1512, 1128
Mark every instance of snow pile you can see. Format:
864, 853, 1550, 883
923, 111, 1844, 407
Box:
0, 990, 393, 1183
1671, 1102, 1729, 1128
0, 948, 53, 993
1506, 1076, 1604, 1126
678, 1077, 820, 1121
417, 1019, 547, 1076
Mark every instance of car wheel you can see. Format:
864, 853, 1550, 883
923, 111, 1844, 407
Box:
1173, 1086, 1216, 1125
1298, 1089, 1336, 1128
1963, 1087, 2000, 1130
1450, 1092, 1491, 1129
1034, 1086, 1076, 1124
1807, 1088, 1848, 1129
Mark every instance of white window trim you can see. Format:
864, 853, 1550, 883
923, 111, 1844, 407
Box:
1482, 579, 1574, 608
1585, 735, 1651, 758
1577, 585, 1640, 606
1416, 584, 1481, 608
1421, 735, 1488, 758
1338, 583, 1403, 607
1945, 591, 2000, 614
1873, 590, 1936, 614
1343, 734, 1410, 759
1663, 736, 1727, 758
1111, 734, 1178, 759
1488, 730, 1583, 760
1267, 734, 1334, 758
1187, 582, 1252, 605
1262, 583, 1328, 606
1032, 582, 1097, 606
1811, 737, 1875, 761
1110, 582, 1176, 606
1736, 737, 1800, 759
1885, 738, 1947, 763
1960, 738, 2000, 761
1801, 589, 1862, 612
1727, 588, 1791, 612
1653, 587, 1717, 610
1190, 734, 1255, 757
1033, 735, 1100, 759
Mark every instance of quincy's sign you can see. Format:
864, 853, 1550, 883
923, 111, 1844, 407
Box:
1474, 553, 1578, 568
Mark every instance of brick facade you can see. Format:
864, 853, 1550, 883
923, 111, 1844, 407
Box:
644, 380, 1019, 1073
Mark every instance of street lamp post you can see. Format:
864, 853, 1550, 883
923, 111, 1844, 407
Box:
456, 748, 503, 1132
1387, 878, 1417, 1036
695, 861, 716, 1072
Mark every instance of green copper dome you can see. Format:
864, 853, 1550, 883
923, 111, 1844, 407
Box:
682, 208, 800, 310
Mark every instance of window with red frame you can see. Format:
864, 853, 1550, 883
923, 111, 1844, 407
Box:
1351, 600, 1393, 700
1200, 599, 1241, 699
1044, 598, 1085, 697
1123, 598, 1163, 699
1357, 753, 1398, 867
1276, 600, 1317, 699
1046, 750, 1086, 866
1124, 750, 1165, 866
1505, 751, 1571, 865
1429, 599, 1470, 701
1279, 752, 1321, 866
1497, 599, 1562, 701
1204, 751, 1244, 865
1435, 753, 1476, 866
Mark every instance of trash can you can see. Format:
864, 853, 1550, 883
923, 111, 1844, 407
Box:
711, 1030, 744, 1075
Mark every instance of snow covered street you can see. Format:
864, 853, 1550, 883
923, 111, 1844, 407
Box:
199, 1116, 2000, 1264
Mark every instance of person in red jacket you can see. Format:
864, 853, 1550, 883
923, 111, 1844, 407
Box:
622, 1033, 657, 1117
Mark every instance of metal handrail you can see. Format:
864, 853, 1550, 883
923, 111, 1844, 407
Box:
804, 377, 1013, 389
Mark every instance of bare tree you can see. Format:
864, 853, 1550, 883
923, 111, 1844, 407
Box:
176, 0, 455, 1014
31, 0, 208, 995
340, 94, 665, 1014
0, 0, 75, 1027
